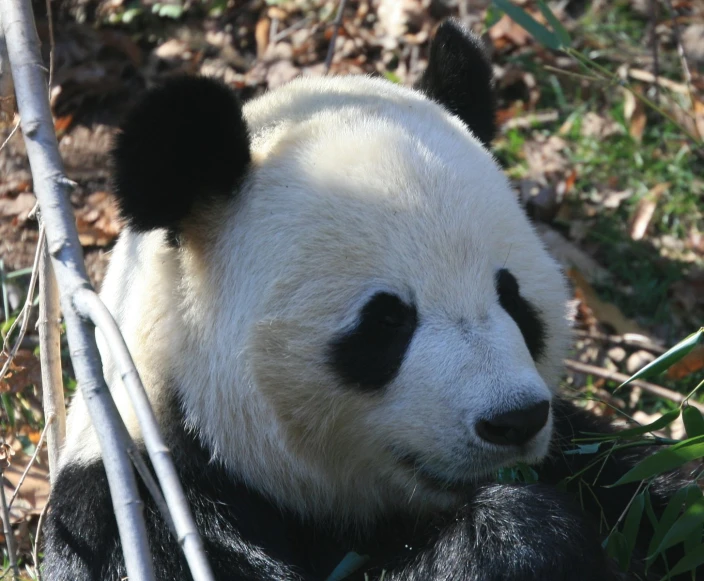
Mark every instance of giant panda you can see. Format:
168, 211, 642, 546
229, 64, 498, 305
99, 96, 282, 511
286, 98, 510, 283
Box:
44, 20, 689, 581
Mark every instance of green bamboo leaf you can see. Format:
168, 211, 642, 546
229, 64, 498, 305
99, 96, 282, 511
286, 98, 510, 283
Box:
564, 442, 602, 455
620, 328, 703, 388
605, 531, 630, 571
491, 0, 561, 50
683, 406, 704, 438
613, 437, 704, 486
325, 552, 370, 581
648, 485, 702, 561
622, 492, 645, 558
577, 409, 680, 441
1, 393, 14, 429
536, 0, 571, 47
651, 497, 704, 558
660, 543, 704, 579
684, 522, 703, 555
485, 5, 504, 29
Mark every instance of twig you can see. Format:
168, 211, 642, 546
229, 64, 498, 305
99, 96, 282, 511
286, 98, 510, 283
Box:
0, 461, 19, 581
272, 15, 314, 43
324, 0, 348, 74
0, 1, 157, 578
8, 415, 52, 509
73, 288, 214, 581
661, 0, 696, 112
573, 329, 667, 354
0, 226, 45, 380
627, 68, 690, 95
37, 236, 65, 481
44, 0, 54, 89
564, 359, 704, 412
502, 110, 559, 131
32, 499, 49, 581
566, 47, 703, 146
0, 120, 20, 153
648, 0, 660, 104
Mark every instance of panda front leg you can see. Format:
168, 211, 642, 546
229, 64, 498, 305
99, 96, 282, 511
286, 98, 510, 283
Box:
375, 398, 689, 581
379, 483, 617, 581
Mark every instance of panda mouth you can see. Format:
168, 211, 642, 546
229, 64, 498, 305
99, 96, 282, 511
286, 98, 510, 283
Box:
394, 451, 476, 493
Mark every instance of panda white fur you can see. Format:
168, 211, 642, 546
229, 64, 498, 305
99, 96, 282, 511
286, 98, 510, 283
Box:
44, 21, 687, 581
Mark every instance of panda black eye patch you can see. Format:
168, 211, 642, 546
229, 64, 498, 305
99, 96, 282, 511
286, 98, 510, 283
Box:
328, 293, 418, 391
495, 269, 546, 361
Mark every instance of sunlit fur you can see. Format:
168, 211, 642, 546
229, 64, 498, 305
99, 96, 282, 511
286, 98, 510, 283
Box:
61, 75, 570, 525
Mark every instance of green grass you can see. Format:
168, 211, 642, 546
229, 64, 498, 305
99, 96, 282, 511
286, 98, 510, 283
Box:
493, 0, 704, 339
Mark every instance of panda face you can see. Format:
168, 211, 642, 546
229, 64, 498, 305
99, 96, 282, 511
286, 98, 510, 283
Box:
165, 76, 569, 517
64, 22, 571, 521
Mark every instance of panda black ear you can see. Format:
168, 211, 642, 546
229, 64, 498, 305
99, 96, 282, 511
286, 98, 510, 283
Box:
415, 20, 496, 146
112, 76, 250, 232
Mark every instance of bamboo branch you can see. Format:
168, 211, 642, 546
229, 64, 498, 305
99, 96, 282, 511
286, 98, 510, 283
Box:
324, 0, 349, 74
564, 359, 704, 413
0, 1, 155, 578
0, 473, 19, 581
37, 238, 65, 481
73, 288, 215, 581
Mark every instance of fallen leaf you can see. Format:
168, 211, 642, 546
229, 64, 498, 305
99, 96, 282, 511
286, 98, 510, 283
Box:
0, 350, 42, 393
694, 99, 704, 142
568, 268, 649, 335
489, 14, 532, 49
75, 191, 121, 246
624, 89, 647, 142
255, 17, 271, 59
629, 183, 668, 241
668, 344, 704, 380
0, 192, 36, 225
3, 447, 50, 523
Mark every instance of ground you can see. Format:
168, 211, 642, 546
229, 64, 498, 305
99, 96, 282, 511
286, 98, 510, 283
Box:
0, 0, 703, 578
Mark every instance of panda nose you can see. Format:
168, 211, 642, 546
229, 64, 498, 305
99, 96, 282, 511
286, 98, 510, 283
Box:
475, 400, 550, 446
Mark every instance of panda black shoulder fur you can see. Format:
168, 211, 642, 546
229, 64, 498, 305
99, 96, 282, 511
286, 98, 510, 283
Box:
44, 21, 689, 581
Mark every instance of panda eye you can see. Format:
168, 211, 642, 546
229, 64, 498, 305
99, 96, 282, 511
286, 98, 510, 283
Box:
328, 293, 418, 390
495, 269, 546, 361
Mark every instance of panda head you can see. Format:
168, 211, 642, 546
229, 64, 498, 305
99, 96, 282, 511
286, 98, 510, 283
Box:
110, 21, 570, 519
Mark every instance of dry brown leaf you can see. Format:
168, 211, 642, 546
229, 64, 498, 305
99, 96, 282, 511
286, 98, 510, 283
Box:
670, 273, 704, 312
0, 192, 36, 225
629, 183, 668, 241
694, 99, 704, 142
667, 344, 704, 380
535, 224, 611, 283
568, 269, 649, 335
0, 350, 42, 393
489, 14, 532, 49
623, 90, 647, 142
255, 18, 271, 59
3, 447, 50, 523
0, 442, 13, 471
75, 191, 121, 247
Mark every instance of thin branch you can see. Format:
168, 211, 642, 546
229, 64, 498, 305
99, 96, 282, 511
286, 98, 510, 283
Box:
0, 226, 45, 380
0, 0, 156, 578
8, 415, 52, 509
0, 120, 20, 153
661, 0, 696, 112
564, 359, 704, 412
572, 329, 667, 354
44, 0, 54, 89
33, 499, 49, 581
73, 288, 214, 581
37, 236, 65, 481
324, 0, 349, 74
648, 0, 660, 104
0, 461, 19, 581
